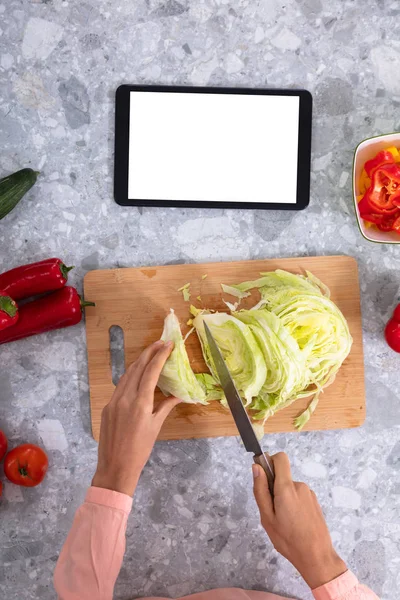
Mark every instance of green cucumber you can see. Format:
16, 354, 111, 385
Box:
0, 168, 39, 220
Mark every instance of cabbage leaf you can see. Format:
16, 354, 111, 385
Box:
192, 312, 267, 404
158, 310, 208, 404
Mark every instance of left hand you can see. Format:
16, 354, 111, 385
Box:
92, 340, 181, 496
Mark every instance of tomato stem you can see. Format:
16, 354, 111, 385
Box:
17, 458, 29, 478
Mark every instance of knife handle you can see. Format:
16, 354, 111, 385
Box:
254, 453, 275, 497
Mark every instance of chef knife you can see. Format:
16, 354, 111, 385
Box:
203, 321, 275, 496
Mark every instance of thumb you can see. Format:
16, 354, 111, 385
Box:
155, 396, 181, 422
252, 464, 274, 522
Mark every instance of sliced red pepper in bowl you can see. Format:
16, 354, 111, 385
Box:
359, 162, 400, 229
359, 212, 387, 225
358, 195, 399, 219
391, 215, 400, 232
358, 147, 400, 236
364, 150, 395, 177
377, 219, 397, 232
365, 163, 400, 211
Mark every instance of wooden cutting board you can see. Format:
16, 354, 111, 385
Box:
84, 256, 365, 441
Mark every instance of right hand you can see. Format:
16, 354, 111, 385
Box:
252, 452, 347, 590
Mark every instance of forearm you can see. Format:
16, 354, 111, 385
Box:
54, 487, 133, 600
313, 570, 380, 600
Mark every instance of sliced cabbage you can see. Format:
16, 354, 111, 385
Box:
229, 270, 352, 428
195, 373, 225, 401
270, 294, 352, 387
158, 310, 208, 404
234, 309, 308, 412
192, 312, 267, 404
158, 269, 352, 431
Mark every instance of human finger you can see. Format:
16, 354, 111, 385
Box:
107, 369, 130, 405
138, 342, 174, 397
253, 464, 274, 522
271, 452, 294, 493
154, 395, 182, 422
123, 340, 165, 395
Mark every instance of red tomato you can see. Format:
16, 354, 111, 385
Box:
4, 444, 48, 487
0, 430, 7, 462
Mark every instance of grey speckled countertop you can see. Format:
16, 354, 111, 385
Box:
1, 1, 400, 599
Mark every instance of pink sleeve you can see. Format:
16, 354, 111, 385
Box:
313, 570, 380, 600
54, 486, 133, 600
54, 489, 380, 600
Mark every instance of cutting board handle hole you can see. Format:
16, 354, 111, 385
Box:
109, 325, 125, 385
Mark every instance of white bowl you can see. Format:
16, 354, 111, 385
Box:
353, 132, 400, 244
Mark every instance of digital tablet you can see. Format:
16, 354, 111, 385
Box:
114, 85, 312, 210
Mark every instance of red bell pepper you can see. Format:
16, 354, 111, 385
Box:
0, 286, 94, 345
364, 150, 395, 177
0, 291, 19, 331
385, 304, 400, 353
0, 258, 74, 301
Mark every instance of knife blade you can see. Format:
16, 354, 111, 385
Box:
203, 321, 275, 495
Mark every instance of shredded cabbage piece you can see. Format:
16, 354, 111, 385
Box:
294, 394, 320, 430
221, 284, 251, 299
183, 327, 195, 342
189, 304, 203, 317
222, 299, 239, 312
177, 283, 191, 302
178, 283, 190, 291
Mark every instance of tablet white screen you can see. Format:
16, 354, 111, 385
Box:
128, 91, 299, 204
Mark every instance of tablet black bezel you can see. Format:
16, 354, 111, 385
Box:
114, 85, 312, 211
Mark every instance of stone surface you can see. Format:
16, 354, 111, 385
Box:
0, 1, 399, 599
